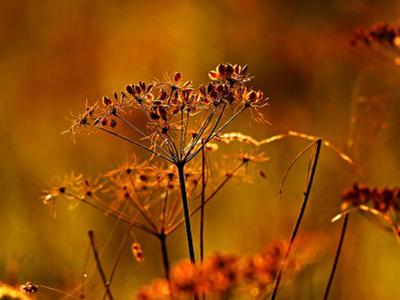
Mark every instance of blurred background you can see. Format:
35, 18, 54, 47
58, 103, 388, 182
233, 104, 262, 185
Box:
1, 0, 400, 299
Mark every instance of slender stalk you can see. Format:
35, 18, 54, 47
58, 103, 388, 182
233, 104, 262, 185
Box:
38, 285, 80, 299
66, 192, 156, 235
102, 232, 129, 300
323, 214, 349, 300
185, 106, 217, 159
88, 230, 114, 300
200, 147, 206, 262
270, 139, 322, 300
180, 108, 185, 159
187, 105, 245, 162
159, 233, 171, 280
186, 104, 226, 161
177, 163, 196, 263
116, 114, 171, 158
98, 127, 174, 163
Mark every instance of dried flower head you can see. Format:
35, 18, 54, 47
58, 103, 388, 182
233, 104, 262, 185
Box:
43, 141, 267, 237
63, 64, 269, 165
350, 22, 400, 65
335, 183, 400, 240
136, 238, 319, 299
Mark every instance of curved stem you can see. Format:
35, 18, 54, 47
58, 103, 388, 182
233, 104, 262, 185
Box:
271, 139, 322, 300
177, 163, 196, 263
323, 214, 349, 300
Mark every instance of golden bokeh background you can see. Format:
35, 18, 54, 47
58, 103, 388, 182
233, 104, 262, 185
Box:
1, 0, 400, 299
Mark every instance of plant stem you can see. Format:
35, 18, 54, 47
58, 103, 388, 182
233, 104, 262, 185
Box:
159, 233, 171, 280
200, 147, 206, 263
177, 163, 196, 263
323, 214, 349, 300
271, 139, 322, 300
88, 230, 114, 300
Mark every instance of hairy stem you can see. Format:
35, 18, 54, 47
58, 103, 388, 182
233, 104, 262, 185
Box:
323, 214, 349, 300
88, 230, 114, 300
271, 139, 322, 300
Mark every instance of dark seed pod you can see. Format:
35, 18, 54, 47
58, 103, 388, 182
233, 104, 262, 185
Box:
225, 64, 234, 75
150, 111, 160, 120
134, 85, 141, 94
217, 63, 226, 75
159, 90, 168, 100
103, 96, 112, 106
174, 72, 182, 82
126, 85, 134, 95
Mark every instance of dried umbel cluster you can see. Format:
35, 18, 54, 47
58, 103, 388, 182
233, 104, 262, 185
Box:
341, 183, 400, 213
65, 63, 268, 165
42, 147, 267, 238
136, 240, 317, 300
350, 22, 400, 65
339, 183, 400, 238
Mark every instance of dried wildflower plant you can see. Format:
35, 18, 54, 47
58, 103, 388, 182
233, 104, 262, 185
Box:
61, 63, 268, 265
333, 183, 400, 241
351, 21, 400, 65
323, 183, 400, 300
136, 238, 320, 300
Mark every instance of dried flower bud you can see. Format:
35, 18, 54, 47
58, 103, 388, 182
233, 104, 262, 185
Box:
126, 84, 134, 95
159, 90, 168, 100
217, 63, 226, 75
209, 70, 219, 80
131, 242, 144, 262
225, 64, 234, 75
174, 72, 182, 82
103, 96, 112, 106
